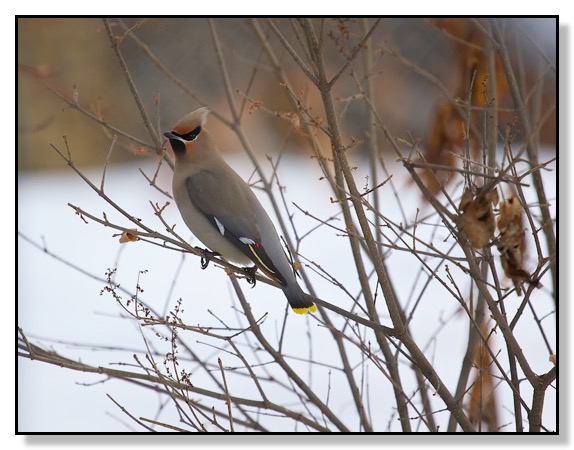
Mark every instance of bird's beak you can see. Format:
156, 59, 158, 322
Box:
163, 131, 188, 155
163, 131, 179, 140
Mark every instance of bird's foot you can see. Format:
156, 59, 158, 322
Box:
245, 266, 258, 287
197, 247, 220, 269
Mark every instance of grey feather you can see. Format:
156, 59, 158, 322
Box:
167, 109, 316, 313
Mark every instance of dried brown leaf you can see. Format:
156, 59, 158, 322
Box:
421, 101, 462, 194
496, 197, 531, 294
119, 229, 138, 243
457, 187, 497, 249
467, 320, 499, 432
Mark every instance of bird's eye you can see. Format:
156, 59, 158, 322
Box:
182, 126, 201, 141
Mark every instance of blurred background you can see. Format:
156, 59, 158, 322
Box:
18, 18, 555, 171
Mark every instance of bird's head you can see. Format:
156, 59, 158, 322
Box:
163, 107, 211, 157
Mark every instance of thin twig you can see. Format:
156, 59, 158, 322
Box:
100, 134, 118, 193
218, 358, 235, 432
102, 19, 167, 166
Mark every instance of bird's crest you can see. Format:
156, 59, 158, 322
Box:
172, 107, 211, 135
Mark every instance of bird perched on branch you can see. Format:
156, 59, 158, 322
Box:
164, 107, 316, 314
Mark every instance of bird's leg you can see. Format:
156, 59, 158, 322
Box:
244, 266, 258, 287
196, 247, 220, 269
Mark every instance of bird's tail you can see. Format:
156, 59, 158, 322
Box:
282, 284, 316, 314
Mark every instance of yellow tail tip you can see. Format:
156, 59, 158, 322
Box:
292, 304, 317, 314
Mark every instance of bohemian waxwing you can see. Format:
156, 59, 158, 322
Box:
164, 107, 316, 314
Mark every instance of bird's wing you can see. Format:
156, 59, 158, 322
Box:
185, 172, 287, 285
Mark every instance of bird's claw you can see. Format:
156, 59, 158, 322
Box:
197, 247, 220, 270
245, 266, 258, 287
200, 257, 209, 269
